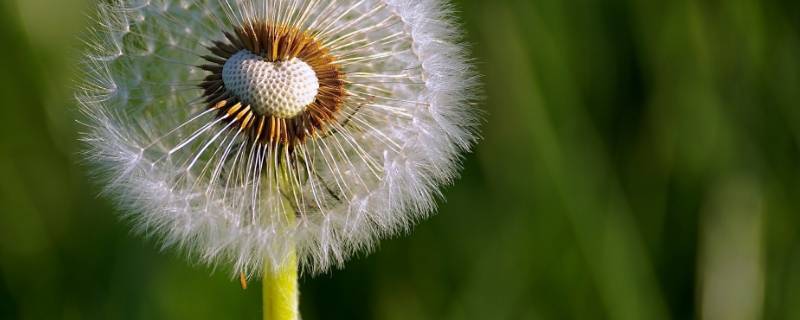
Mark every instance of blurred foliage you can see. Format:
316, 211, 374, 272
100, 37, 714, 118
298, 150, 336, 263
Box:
1, 0, 799, 319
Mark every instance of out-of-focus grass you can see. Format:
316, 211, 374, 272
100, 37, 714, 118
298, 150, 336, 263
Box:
1, 0, 799, 319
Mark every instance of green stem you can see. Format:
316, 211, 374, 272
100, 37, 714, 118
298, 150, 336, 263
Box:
263, 201, 298, 320
262, 244, 298, 320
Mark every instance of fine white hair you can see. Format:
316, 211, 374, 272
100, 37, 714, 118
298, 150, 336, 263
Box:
78, 0, 480, 276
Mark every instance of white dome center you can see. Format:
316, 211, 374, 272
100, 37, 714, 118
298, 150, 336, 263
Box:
222, 50, 319, 118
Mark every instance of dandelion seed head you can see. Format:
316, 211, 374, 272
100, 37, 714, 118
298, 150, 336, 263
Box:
78, 0, 481, 276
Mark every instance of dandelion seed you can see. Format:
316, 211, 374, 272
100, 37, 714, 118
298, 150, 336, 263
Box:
78, 0, 479, 317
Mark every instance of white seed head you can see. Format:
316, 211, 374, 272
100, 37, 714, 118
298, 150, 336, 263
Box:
77, 0, 481, 277
222, 51, 319, 118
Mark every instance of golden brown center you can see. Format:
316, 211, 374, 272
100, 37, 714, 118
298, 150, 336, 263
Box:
199, 22, 346, 148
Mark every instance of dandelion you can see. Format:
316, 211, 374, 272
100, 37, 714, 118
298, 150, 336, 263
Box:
78, 0, 479, 318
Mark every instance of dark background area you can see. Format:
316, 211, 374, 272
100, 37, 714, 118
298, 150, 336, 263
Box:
1, 0, 800, 319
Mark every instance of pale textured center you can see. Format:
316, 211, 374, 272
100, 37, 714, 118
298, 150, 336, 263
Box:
222, 50, 319, 118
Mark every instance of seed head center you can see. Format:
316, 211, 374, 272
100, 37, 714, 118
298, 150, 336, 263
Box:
222, 50, 319, 118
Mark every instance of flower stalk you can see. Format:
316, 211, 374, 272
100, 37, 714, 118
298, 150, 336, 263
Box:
262, 243, 298, 320
263, 166, 300, 320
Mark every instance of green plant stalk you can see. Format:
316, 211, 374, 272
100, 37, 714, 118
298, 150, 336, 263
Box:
262, 207, 298, 320
262, 246, 298, 320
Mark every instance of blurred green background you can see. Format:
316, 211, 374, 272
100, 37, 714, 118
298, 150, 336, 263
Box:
1, 0, 799, 319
